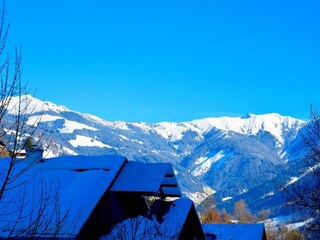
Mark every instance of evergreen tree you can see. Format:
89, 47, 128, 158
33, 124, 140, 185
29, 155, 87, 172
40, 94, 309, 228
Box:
24, 138, 34, 149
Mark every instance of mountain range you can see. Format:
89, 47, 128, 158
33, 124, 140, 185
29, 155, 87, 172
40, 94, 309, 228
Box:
3, 95, 311, 216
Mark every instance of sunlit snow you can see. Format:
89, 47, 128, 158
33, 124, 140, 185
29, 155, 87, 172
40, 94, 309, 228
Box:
154, 122, 202, 142
27, 114, 63, 126
183, 186, 215, 205
69, 135, 113, 148
284, 177, 299, 188
261, 191, 274, 199
7, 95, 70, 115
118, 134, 144, 144
191, 113, 305, 144
130, 122, 153, 132
191, 151, 234, 177
60, 120, 97, 133
222, 197, 232, 201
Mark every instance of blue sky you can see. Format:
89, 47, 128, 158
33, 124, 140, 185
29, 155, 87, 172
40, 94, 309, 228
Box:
7, 0, 320, 122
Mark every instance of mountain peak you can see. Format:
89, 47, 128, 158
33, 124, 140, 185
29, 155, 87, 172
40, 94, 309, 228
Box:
7, 94, 71, 115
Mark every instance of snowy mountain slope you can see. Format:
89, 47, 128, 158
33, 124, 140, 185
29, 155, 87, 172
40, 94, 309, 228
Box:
216, 152, 317, 219
180, 129, 287, 198
7, 94, 70, 115
143, 113, 305, 147
3, 96, 213, 203
191, 113, 305, 145
3, 95, 308, 207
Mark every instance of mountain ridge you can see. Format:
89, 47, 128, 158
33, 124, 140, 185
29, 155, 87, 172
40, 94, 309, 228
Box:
3, 95, 308, 210
8, 95, 306, 138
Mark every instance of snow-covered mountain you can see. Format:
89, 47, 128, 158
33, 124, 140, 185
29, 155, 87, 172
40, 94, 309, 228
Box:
3, 95, 308, 211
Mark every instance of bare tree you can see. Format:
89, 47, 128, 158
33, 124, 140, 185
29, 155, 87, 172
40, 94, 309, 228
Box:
220, 208, 232, 223
232, 199, 254, 223
284, 106, 320, 238
256, 209, 269, 222
101, 215, 181, 240
265, 225, 304, 240
279, 226, 305, 240
0, 0, 40, 200
0, 1, 73, 238
199, 196, 221, 223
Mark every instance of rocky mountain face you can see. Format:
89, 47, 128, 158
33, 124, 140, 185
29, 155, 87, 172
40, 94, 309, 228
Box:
3, 95, 310, 212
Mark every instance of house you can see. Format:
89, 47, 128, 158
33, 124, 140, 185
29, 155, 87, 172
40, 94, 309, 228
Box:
203, 223, 267, 240
0, 155, 205, 239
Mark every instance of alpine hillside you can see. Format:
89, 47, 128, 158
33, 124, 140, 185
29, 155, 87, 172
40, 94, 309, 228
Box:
3, 95, 310, 215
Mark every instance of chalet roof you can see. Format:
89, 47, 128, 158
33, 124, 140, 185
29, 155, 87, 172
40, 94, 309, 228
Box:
0, 155, 183, 238
203, 223, 266, 240
162, 198, 193, 227
110, 161, 181, 197
0, 155, 127, 238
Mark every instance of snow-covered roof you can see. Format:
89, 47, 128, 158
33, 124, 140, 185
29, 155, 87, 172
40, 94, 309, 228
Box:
0, 155, 127, 238
111, 162, 181, 197
203, 223, 266, 240
162, 198, 193, 227
0, 154, 185, 238
102, 198, 196, 240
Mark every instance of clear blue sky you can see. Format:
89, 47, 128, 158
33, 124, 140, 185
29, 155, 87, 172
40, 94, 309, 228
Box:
7, 0, 320, 122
